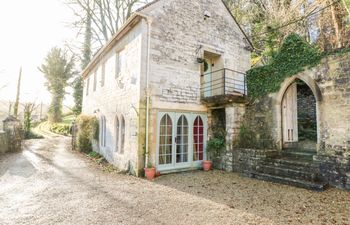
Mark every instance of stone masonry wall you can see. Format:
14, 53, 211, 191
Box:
239, 51, 350, 189
0, 131, 8, 154
82, 22, 144, 175
139, 0, 251, 168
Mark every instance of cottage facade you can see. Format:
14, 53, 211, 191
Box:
82, 0, 251, 175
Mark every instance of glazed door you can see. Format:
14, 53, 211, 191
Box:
282, 83, 298, 147
203, 58, 213, 97
157, 112, 207, 171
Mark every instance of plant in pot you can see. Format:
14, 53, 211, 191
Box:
204, 135, 225, 171
144, 162, 156, 180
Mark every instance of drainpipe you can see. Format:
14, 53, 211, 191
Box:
135, 12, 153, 168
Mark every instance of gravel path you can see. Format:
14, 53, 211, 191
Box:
0, 137, 349, 225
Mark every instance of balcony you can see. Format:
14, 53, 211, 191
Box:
200, 68, 247, 104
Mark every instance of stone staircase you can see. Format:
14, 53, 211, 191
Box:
251, 149, 329, 191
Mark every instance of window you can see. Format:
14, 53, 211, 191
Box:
115, 115, 119, 152
115, 49, 125, 79
99, 116, 106, 147
159, 114, 173, 165
93, 71, 97, 91
101, 62, 105, 87
193, 116, 204, 161
86, 77, 90, 96
120, 115, 125, 154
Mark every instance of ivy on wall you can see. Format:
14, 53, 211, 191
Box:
246, 34, 322, 99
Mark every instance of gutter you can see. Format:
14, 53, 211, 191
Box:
135, 12, 153, 169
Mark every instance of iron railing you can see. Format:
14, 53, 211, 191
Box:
200, 68, 247, 98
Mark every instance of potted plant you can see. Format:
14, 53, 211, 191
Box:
204, 135, 226, 171
144, 162, 156, 180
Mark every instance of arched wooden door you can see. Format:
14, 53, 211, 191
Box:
282, 83, 298, 148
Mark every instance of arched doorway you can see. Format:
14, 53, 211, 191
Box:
282, 79, 317, 150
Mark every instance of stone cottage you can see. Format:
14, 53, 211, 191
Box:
82, 0, 252, 176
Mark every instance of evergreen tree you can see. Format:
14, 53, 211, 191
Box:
39, 48, 75, 123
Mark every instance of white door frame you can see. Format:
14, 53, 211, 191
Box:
156, 112, 208, 172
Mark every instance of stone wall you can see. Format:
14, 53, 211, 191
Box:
82, 21, 144, 175
0, 131, 8, 154
140, 0, 251, 169
237, 51, 350, 189
221, 148, 278, 174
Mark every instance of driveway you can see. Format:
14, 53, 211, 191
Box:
0, 137, 349, 225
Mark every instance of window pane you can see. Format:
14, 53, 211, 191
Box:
193, 116, 204, 161
159, 114, 172, 165
120, 115, 125, 154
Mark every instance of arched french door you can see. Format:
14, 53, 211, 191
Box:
157, 112, 207, 171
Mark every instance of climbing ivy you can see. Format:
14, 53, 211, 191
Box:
246, 34, 322, 99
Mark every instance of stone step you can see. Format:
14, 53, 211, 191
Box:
256, 164, 319, 182
263, 158, 318, 169
251, 172, 328, 191
281, 151, 316, 160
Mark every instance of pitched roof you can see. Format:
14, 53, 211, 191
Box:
136, 0, 162, 12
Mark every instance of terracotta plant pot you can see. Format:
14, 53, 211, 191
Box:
144, 167, 156, 180
202, 160, 212, 171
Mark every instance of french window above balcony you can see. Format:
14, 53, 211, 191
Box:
200, 68, 247, 104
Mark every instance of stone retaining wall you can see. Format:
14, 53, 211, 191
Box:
220, 148, 278, 175
0, 131, 8, 154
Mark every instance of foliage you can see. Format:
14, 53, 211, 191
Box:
23, 103, 37, 139
24, 131, 43, 140
88, 151, 100, 158
72, 74, 83, 115
226, 0, 350, 61
146, 162, 154, 169
206, 134, 225, 159
247, 34, 322, 99
50, 123, 72, 136
38, 47, 75, 123
235, 124, 257, 149
76, 115, 98, 153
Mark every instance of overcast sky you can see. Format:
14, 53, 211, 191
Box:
0, 0, 76, 106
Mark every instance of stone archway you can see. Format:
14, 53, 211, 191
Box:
272, 74, 322, 151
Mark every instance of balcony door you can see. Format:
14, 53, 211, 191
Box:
157, 112, 207, 171
203, 58, 213, 97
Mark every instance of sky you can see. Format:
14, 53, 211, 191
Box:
0, 0, 76, 106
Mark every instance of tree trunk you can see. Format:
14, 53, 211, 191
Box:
330, 1, 342, 48
13, 67, 22, 118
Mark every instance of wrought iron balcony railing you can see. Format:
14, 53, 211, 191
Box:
200, 68, 247, 100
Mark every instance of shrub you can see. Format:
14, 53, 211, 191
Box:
76, 115, 98, 153
235, 124, 257, 148
206, 135, 225, 159
88, 151, 100, 158
50, 123, 72, 136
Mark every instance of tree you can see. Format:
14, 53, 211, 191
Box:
39, 48, 75, 123
225, 0, 350, 63
66, 0, 150, 50
72, 76, 83, 115
13, 67, 22, 118
67, 0, 149, 115
22, 102, 37, 139
72, 5, 92, 115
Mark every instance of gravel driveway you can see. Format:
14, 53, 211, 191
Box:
0, 137, 349, 225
